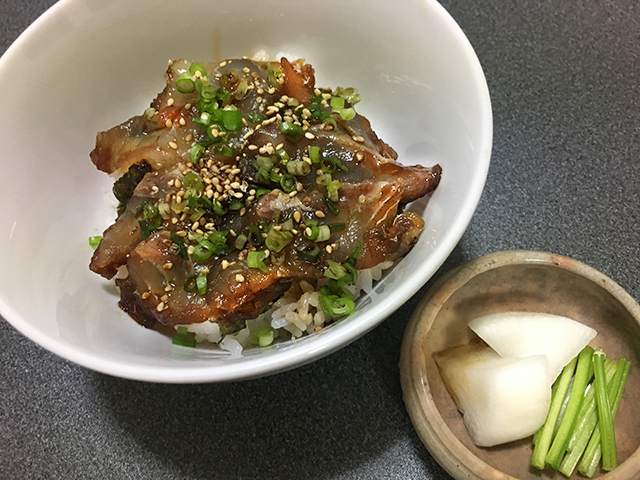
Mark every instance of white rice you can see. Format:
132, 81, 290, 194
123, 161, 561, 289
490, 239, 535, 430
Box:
176, 260, 394, 353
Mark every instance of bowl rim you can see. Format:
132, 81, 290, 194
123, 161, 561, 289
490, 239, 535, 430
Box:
0, 0, 493, 383
399, 249, 640, 480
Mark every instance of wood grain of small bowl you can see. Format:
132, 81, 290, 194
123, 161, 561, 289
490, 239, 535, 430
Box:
400, 250, 640, 480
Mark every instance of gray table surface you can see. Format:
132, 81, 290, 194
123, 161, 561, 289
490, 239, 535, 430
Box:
2, 1, 639, 479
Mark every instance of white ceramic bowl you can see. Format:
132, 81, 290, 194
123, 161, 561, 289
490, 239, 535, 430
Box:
0, 0, 492, 382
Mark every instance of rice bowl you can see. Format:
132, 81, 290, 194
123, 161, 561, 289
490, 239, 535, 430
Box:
0, 0, 492, 382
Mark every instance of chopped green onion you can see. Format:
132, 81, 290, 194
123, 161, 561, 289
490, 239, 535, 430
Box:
183, 172, 203, 191
88, 236, 102, 249
189, 143, 205, 164
265, 228, 293, 253
316, 225, 331, 242
188, 62, 207, 77
247, 251, 269, 273
249, 327, 275, 347
192, 239, 216, 262
320, 157, 337, 173
184, 274, 198, 293
287, 161, 311, 176
323, 155, 349, 172
194, 111, 212, 126
279, 121, 304, 142
247, 250, 269, 273
304, 225, 320, 241
142, 201, 159, 221
267, 63, 283, 87
337, 107, 356, 121
228, 201, 243, 211
319, 294, 355, 317
170, 232, 189, 260
309, 146, 320, 163
324, 260, 347, 280
345, 243, 361, 266
247, 113, 265, 123
279, 173, 297, 193
234, 233, 248, 250
196, 272, 207, 295
330, 96, 345, 109
175, 72, 196, 93
316, 173, 332, 188
333, 86, 361, 105
322, 194, 340, 216
329, 223, 345, 233
327, 180, 341, 202
172, 326, 196, 348
215, 144, 235, 158
275, 148, 290, 164
297, 241, 320, 262
281, 218, 294, 231
221, 105, 242, 131
138, 217, 161, 240
213, 199, 228, 215
246, 223, 264, 246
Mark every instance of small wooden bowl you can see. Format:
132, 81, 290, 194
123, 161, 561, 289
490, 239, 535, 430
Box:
400, 250, 640, 480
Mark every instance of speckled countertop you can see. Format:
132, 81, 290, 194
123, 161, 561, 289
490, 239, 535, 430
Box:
1, 1, 639, 479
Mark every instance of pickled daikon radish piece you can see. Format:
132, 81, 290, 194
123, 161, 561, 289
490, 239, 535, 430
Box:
435, 338, 552, 447
468, 312, 597, 381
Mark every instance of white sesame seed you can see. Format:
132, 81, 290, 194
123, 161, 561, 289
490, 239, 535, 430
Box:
168, 141, 178, 149
356, 152, 364, 161
236, 274, 245, 282
160, 294, 169, 302
185, 103, 191, 109
222, 260, 230, 270
165, 119, 173, 128
219, 60, 227, 67
167, 98, 175, 106
141, 292, 150, 299
293, 211, 302, 222
185, 133, 193, 142
179, 117, 186, 126
325, 245, 333, 254
305, 132, 315, 140
315, 210, 326, 218
156, 302, 165, 312
248, 144, 258, 150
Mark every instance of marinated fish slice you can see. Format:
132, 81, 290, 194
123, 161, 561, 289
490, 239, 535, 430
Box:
89, 57, 441, 334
